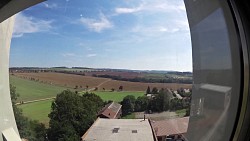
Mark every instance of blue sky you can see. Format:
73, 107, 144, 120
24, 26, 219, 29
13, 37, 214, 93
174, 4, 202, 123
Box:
10, 0, 192, 71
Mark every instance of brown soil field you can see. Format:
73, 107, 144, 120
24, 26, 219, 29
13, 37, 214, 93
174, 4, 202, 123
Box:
14, 72, 110, 89
13, 72, 192, 91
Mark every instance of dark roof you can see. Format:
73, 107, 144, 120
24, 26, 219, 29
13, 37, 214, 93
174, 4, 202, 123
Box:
151, 117, 189, 137
98, 102, 122, 119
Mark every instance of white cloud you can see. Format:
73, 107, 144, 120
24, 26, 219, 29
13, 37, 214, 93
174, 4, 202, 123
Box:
131, 25, 185, 34
79, 13, 113, 32
43, 2, 58, 9
149, 2, 185, 13
115, 0, 186, 15
86, 54, 97, 57
115, 7, 142, 14
13, 13, 52, 38
132, 26, 168, 33
62, 53, 76, 57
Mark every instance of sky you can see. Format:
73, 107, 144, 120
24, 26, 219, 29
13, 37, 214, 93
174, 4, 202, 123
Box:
10, 0, 192, 71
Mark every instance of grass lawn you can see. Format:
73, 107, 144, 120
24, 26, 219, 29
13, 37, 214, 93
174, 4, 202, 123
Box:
175, 109, 187, 117
10, 75, 68, 102
18, 99, 53, 127
91, 91, 144, 102
121, 113, 135, 119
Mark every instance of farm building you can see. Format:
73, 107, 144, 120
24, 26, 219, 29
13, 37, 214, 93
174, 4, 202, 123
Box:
81, 118, 155, 141
173, 91, 183, 99
146, 94, 156, 99
184, 89, 190, 93
150, 117, 189, 141
97, 101, 122, 119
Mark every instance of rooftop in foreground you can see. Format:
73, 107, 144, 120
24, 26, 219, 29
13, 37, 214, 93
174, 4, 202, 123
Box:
151, 117, 189, 137
82, 118, 154, 141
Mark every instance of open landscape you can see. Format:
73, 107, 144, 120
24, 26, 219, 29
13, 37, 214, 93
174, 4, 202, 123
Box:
10, 67, 192, 127
12, 72, 192, 91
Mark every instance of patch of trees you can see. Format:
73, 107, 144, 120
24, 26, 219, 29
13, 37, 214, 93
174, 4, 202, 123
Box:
47, 90, 104, 141
121, 88, 192, 117
146, 86, 159, 94
177, 88, 192, 98
92, 74, 192, 84
134, 96, 149, 112
10, 85, 47, 141
166, 71, 193, 76
121, 89, 172, 116
148, 89, 171, 112
121, 95, 136, 115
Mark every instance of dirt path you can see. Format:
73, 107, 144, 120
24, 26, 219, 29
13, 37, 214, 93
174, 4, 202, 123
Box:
16, 97, 55, 105
88, 79, 112, 92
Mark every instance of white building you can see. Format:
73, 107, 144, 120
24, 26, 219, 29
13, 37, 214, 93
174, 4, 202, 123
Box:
82, 118, 155, 141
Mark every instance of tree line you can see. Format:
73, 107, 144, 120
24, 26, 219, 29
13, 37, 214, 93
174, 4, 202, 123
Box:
92, 74, 192, 84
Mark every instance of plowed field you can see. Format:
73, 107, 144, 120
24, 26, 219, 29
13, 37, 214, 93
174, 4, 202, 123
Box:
14, 72, 192, 91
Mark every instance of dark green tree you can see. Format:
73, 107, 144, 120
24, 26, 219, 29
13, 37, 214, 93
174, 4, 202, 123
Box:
151, 87, 158, 94
82, 92, 104, 112
134, 96, 149, 112
119, 86, 123, 91
47, 90, 98, 141
148, 89, 170, 112
121, 95, 136, 115
185, 107, 190, 117
146, 86, 151, 94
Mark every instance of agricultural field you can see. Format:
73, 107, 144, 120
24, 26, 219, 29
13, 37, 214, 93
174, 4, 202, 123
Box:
18, 99, 53, 127
13, 72, 110, 89
9, 75, 67, 102
18, 91, 144, 126
11, 71, 191, 126
13, 72, 192, 91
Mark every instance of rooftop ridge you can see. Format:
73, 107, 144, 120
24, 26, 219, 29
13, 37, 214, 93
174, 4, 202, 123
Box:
107, 101, 115, 109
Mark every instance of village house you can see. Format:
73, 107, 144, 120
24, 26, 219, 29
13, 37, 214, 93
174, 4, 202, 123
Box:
97, 101, 122, 119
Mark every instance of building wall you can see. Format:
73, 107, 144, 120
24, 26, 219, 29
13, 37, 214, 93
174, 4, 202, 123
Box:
0, 16, 21, 141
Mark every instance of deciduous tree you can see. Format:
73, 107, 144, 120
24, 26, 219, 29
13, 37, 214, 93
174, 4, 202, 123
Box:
47, 90, 99, 141
121, 95, 136, 115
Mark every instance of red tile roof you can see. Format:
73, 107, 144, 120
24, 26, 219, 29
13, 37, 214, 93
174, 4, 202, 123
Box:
98, 102, 122, 119
151, 117, 189, 137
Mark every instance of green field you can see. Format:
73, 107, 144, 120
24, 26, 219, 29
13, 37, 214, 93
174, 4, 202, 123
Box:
18, 99, 53, 127
93, 91, 144, 102
10, 75, 67, 102
12, 75, 144, 125
18, 91, 144, 126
